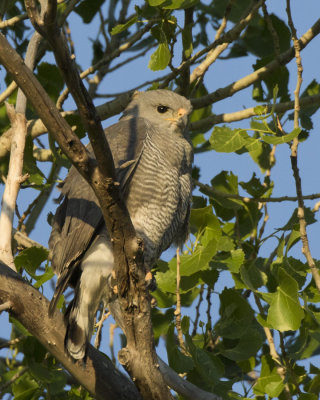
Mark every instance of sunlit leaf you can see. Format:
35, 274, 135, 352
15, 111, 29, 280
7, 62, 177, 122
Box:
111, 16, 138, 35
265, 268, 304, 331
148, 43, 171, 70
253, 355, 284, 397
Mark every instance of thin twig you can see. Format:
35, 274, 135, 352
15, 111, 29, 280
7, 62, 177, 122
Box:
174, 248, 186, 354
191, 92, 320, 132
258, 204, 269, 241
0, 336, 24, 349
0, 81, 17, 104
192, 284, 204, 336
286, 0, 320, 293
215, 0, 235, 40
0, 366, 29, 392
262, 2, 280, 58
192, 18, 320, 109
194, 179, 320, 204
0, 13, 28, 28
190, 0, 248, 84
254, 295, 292, 399
162, 0, 266, 88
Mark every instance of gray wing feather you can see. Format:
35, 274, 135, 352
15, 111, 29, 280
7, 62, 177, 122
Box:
49, 118, 150, 313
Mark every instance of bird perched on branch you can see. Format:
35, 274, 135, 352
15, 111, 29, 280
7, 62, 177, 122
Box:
48, 89, 193, 360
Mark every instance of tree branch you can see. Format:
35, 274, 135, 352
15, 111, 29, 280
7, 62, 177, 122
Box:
190, 0, 260, 85
254, 294, 292, 399
161, 0, 265, 89
0, 12, 28, 28
195, 179, 320, 204
0, 104, 26, 271
286, 2, 320, 293
192, 18, 320, 109
190, 93, 320, 132
0, 262, 141, 400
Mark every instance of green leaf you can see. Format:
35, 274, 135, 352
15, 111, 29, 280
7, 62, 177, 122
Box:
9, 316, 31, 336
245, 138, 272, 172
240, 261, 267, 290
190, 205, 221, 246
111, 16, 138, 35
223, 249, 245, 274
163, 0, 199, 9
215, 288, 254, 339
239, 173, 273, 198
283, 257, 308, 289
253, 355, 284, 397
148, 43, 171, 70
14, 246, 49, 275
181, 316, 190, 334
185, 334, 224, 385
285, 226, 301, 254
266, 268, 304, 331
36, 63, 64, 102
148, 0, 198, 8
23, 136, 45, 186
148, 0, 167, 6
220, 327, 262, 361
166, 324, 194, 373
209, 126, 249, 153
180, 239, 218, 276
298, 394, 318, 400
261, 128, 301, 144
305, 374, 320, 395
75, 0, 104, 24
190, 84, 212, 126
278, 207, 316, 231
33, 265, 54, 289
182, 23, 193, 58
12, 373, 39, 400
155, 267, 176, 293
217, 236, 234, 252
208, 171, 243, 213
243, 14, 291, 58
152, 308, 174, 341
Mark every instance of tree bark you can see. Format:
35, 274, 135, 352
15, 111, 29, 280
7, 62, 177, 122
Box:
0, 262, 141, 400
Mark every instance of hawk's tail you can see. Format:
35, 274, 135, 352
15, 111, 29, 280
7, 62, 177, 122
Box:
64, 290, 91, 361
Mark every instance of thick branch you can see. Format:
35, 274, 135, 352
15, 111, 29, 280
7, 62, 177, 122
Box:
0, 262, 141, 400
0, 92, 133, 163
0, 104, 26, 271
24, 2, 172, 398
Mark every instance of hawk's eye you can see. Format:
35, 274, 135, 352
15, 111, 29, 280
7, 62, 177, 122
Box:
157, 105, 169, 114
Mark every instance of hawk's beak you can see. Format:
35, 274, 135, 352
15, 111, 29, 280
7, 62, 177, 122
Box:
165, 107, 189, 129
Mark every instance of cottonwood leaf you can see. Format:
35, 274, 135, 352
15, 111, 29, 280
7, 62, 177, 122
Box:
266, 267, 304, 331
148, 43, 171, 70
209, 126, 249, 152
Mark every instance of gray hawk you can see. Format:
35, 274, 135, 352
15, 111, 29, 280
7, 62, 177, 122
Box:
48, 89, 193, 360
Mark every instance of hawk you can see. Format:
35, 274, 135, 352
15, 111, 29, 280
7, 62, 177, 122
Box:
48, 90, 193, 360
